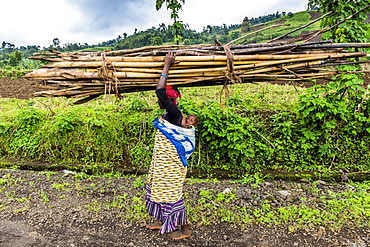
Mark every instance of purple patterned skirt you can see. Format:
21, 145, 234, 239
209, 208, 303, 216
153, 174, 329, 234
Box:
146, 184, 187, 234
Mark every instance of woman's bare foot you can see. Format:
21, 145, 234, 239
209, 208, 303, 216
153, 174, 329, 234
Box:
146, 221, 162, 230
168, 229, 191, 239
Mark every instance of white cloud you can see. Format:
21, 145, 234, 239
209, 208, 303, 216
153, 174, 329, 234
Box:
0, 0, 308, 47
1, 0, 86, 47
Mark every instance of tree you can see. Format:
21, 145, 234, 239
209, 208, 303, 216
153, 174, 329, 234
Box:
159, 23, 167, 31
53, 38, 60, 47
241, 17, 251, 33
308, 0, 370, 43
1, 42, 15, 54
150, 36, 163, 46
8, 50, 23, 67
156, 0, 185, 44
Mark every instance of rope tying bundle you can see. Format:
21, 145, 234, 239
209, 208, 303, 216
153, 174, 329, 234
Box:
221, 44, 242, 84
216, 42, 243, 103
98, 52, 122, 99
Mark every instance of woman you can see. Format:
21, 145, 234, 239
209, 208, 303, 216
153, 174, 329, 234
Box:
145, 52, 198, 240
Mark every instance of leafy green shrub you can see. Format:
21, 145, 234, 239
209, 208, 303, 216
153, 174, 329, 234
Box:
51, 109, 83, 133
180, 99, 270, 175
5, 66, 12, 70
183, 39, 192, 45
15, 71, 25, 78
297, 65, 369, 150
8, 107, 45, 158
127, 98, 150, 111
6, 72, 13, 77
262, 65, 369, 173
11, 103, 154, 170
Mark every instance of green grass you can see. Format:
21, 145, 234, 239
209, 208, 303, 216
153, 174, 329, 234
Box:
0, 82, 304, 115
77, 47, 113, 52
184, 181, 370, 231
181, 82, 305, 112
235, 11, 321, 44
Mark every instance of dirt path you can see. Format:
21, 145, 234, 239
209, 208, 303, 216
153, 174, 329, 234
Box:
0, 169, 369, 247
2, 218, 368, 247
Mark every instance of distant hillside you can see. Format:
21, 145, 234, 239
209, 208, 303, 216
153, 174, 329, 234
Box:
241, 11, 323, 43
111, 11, 321, 51
74, 10, 325, 52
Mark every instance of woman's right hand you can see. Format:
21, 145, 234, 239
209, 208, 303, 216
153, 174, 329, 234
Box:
164, 52, 177, 67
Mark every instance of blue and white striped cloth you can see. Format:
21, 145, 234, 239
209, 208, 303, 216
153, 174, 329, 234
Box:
153, 118, 195, 167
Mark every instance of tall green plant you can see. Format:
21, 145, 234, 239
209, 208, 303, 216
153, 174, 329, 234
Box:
10, 107, 45, 158
296, 65, 369, 159
156, 0, 185, 44
192, 101, 270, 174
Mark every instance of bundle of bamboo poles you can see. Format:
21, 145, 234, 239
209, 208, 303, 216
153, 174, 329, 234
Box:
24, 7, 370, 104
25, 40, 370, 104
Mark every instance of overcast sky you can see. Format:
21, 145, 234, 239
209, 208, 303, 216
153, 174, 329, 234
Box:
1, 0, 308, 48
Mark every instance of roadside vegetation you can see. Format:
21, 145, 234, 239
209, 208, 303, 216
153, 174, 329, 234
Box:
0, 68, 369, 182
0, 65, 31, 81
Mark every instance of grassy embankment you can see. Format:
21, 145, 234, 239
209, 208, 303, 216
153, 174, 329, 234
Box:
0, 78, 369, 182
0, 82, 304, 176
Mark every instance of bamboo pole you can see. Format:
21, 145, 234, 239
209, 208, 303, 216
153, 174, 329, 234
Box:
37, 53, 346, 63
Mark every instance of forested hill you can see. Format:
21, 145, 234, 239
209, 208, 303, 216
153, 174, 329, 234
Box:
109, 10, 299, 50
100, 10, 317, 50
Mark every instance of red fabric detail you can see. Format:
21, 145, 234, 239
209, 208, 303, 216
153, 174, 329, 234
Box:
166, 85, 181, 105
